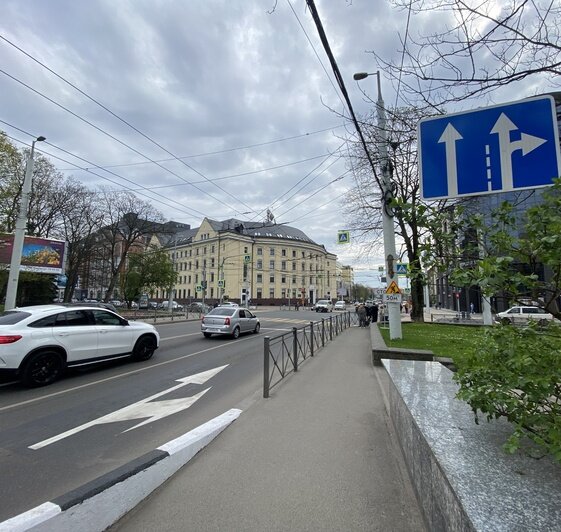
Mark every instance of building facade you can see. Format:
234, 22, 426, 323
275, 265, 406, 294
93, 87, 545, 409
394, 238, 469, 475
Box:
154, 218, 339, 306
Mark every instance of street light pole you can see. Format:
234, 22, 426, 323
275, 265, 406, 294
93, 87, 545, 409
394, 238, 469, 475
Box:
5, 136, 46, 310
353, 71, 402, 339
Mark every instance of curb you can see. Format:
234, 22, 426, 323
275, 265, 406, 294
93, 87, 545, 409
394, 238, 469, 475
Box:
0, 408, 242, 532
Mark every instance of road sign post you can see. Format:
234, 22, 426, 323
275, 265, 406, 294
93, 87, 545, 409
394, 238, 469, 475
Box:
419, 96, 561, 200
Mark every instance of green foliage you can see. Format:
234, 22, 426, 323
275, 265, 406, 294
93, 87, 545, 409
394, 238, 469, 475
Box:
121, 248, 177, 305
454, 323, 561, 463
0, 270, 57, 306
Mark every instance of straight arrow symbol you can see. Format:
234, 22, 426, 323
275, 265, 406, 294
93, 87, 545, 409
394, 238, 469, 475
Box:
438, 123, 463, 197
29, 364, 228, 450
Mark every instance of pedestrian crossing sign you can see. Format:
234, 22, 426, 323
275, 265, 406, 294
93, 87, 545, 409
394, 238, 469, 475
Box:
337, 230, 350, 244
396, 263, 408, 275
385, 280, 401, 295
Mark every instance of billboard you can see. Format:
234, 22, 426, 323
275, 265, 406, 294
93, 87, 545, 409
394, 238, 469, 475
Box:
0, 234, 66, 274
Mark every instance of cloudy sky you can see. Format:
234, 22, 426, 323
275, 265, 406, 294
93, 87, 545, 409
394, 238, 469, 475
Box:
1, 0, 550, 288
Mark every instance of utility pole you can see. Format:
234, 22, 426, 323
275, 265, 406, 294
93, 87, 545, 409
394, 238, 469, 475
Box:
354, 71, 402, 339
5, 136, 46, 310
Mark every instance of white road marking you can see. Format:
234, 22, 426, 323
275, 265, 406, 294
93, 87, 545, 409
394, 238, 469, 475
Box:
29, 365, 228, 450
0, 335, 256, 413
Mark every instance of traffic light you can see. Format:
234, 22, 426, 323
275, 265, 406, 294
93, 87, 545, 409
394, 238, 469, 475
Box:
201, 280, 207, 289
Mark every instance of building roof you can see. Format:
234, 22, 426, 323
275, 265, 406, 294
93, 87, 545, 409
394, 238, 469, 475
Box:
168, 218, 322, 248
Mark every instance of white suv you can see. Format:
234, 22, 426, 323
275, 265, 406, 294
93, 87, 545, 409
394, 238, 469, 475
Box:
314, 300, 333, 313
496, 306, 557, 325
0, 305, 159, 387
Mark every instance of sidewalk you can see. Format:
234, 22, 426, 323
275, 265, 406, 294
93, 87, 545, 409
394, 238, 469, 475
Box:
110, 327, 425, 532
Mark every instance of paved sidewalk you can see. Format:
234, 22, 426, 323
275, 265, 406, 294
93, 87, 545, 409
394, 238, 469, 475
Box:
111, 327, 425, 532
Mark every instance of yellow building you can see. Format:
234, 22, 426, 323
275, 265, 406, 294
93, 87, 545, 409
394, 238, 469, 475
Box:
155, 218, 339, 306
336, 263, 354, 300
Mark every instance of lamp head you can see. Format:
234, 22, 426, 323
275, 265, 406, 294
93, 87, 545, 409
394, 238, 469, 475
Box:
36, 136, 46, 142
353, 72, 369, 81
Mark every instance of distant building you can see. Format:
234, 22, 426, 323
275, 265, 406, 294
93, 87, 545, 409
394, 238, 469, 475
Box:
154, 218, 340, 306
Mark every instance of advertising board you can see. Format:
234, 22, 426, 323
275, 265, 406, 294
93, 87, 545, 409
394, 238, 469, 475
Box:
0, 234, 66, 274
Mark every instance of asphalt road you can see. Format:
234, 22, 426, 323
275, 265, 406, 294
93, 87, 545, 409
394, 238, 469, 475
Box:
0, 308, 324, 522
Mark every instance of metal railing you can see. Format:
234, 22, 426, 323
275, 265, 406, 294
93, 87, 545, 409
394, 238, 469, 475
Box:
263, 311, 355, 397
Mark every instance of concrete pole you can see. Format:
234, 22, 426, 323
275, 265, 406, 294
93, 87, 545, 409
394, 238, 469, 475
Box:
5, 137, 45, 310
375, 72, 402, 339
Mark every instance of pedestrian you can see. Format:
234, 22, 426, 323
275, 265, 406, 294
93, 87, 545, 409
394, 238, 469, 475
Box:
295, 300, 299, 311
371, 302, 379, 323
470, 302, 474, 314
357, 304, 367, 327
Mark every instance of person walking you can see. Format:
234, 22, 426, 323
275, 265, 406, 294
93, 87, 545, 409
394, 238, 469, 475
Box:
371, 302, 379, 323
357, 303, 367, 327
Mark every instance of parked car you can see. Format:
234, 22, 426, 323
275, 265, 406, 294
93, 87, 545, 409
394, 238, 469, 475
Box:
314, 299, 333, 312
158, 301, 183, 311
333, 301, 346, 311
186, 302, 211, 314
496, 306, 557, 325
109, 300, 123, 307
201, 307, 260, 339
0, 304, 159, 387
218, 302, 239, 308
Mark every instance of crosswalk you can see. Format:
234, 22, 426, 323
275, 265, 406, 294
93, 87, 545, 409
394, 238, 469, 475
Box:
260, 317, 312, 325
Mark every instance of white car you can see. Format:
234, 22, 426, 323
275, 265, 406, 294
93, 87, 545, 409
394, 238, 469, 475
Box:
333, 301, 346, 311
0, 305, 159, 387
496, 306, 557, 325
314, 300, 333, 312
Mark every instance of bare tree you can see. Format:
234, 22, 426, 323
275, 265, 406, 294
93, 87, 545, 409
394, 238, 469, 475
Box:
58, 180, 104, 301
95, 188, 165, 301
343, 106, 444, 320
376, 0, 561, 108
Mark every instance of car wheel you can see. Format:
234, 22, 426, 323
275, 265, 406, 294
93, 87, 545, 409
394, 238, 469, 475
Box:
500, 317, 512, 325
253, 323, 261, 334
203, 332, 212, 338
538, 319, 549, 327
21, 350, 63, 387
132, 335, 157, 361
232, 327, 240, 339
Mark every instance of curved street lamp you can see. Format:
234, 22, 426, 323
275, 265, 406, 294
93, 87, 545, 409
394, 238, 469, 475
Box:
5, 136, 46, 310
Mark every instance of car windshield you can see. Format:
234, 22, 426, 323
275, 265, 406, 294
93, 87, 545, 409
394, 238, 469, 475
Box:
209, 308, 236, 316
317, 300, 329, 304
0, 310, 31, 324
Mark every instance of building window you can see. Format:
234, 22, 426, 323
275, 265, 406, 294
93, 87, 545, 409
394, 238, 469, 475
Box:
211, 258, 215, 267
257, 247, 263, 256
269, 274, 275, 283
269, 260, 275, 270
292, 250, 296, 258
281, 261, 287, 271
301, 251, 305, 258
301, 263, 305, 271
269, 288, 275, 298
281, 275, 286, 284
257, 260, 263, 270
195, 260, 199, 269
292, 262, 296, 271
282, 289, 286, 298
196, 248, 199, 255
244, 246, 248, 253
188, 275, 191, 283
257, 273, 263, 283
282, 249, 287, 257
195, 274, 199, 283
292, 276, 297, 284
211, 245, 215, 253
210, 272, 215, 282
204, 247, 207, 254
257, 289, 263, 298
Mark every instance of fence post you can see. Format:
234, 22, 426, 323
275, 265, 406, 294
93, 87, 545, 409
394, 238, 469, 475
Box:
292, 327, 298, 372
329, 316, 333, 340
322, 318, 325, 347
263, 336, 270, 398
310, 322, 314, 357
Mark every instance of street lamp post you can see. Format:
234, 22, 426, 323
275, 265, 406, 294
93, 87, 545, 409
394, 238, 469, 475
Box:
353, 71, 402, 339
5, 136, 46, 310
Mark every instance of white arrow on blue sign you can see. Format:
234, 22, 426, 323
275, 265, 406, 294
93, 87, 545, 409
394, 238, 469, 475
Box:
418, 95, 561, 200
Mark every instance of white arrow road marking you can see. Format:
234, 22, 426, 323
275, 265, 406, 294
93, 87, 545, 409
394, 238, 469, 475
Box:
29, 364, 228, 450
491, 113, 547, 191
438, 123, 463, 197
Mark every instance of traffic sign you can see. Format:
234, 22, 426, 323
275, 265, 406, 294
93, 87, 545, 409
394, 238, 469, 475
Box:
396, 263, 408, 275
385, 280, 401, 294
418, 96, 561, 200
196, 285, 202, 292
383, 293, 402, 303
337, 230, 350, 244
218, 280, 225, 288
244, 255, 251, 264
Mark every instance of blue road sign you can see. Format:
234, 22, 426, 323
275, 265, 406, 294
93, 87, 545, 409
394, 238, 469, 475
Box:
419, 96, 561, 200
396, 263, 408, 275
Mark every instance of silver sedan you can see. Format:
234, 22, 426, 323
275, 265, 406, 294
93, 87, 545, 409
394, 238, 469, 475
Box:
201, 307, 260, 339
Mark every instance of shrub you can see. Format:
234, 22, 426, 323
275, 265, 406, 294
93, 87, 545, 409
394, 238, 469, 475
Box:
454, 322, 561, 463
